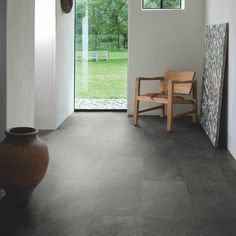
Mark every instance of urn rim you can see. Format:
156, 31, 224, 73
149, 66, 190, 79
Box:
5, 127, 39, 137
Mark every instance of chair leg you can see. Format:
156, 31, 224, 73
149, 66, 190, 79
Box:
133, 100, 139, 126
133, 78, 141, 126
167, 103, 173, 132
192, 81, 197, 123
160, 104, 165, 118
192, 103, 197, 123
167, 82, 174, 132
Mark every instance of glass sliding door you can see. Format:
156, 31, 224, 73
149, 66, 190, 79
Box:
75, 0, 128, 110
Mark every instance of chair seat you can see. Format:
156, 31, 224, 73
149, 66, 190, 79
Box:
137, 93, 194, 104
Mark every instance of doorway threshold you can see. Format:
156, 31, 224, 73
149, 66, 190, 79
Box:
75, 99, 127, 110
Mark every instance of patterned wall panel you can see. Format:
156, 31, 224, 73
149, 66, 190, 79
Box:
200, 23, 228, 147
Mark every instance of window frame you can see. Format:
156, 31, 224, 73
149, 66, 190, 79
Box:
142, 0, 182, 10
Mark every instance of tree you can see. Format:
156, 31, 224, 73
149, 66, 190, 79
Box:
143, 0, 161, 8
76, 0, 128, 50
89, 0, 128, 49
163, 0, 181, 8
143, 0, 181, 9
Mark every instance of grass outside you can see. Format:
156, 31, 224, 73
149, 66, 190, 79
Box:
75, 50, 128, 99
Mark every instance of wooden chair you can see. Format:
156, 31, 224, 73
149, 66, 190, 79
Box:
133, 70, 197, 132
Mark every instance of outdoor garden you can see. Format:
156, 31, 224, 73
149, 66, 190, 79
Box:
75, 0, 128, 108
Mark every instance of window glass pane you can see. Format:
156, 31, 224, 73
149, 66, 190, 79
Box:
143, 0, 161, 9
163, 0, 181, 9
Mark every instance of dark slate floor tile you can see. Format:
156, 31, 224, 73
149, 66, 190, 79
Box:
86, 216, 142, 236
143, 155, 183, 181
143, 181, 194, 220
143, 218, 199, 236
195, 217, 236, 236
93, 176, 143, 217
1, 113, 236, 236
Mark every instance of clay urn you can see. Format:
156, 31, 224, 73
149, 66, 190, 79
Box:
0, 127, 49, 202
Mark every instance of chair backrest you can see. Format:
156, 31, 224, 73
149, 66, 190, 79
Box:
160, 70, 196, 95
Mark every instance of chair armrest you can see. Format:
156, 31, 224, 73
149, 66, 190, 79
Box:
135, 77, 164, 96
170, 80, 197, 84
136, 76, 164, 81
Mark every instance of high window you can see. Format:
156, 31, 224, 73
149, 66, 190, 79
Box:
142, 0, 182, 9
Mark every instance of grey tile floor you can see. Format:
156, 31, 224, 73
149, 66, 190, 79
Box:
1, 113, 236, 236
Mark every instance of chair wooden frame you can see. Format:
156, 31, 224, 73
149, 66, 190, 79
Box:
133, 70, 197, 132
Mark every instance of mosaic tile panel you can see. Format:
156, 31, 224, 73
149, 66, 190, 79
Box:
200, 23, 228, 147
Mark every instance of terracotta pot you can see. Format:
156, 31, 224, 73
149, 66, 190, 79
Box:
0, 127, 49, 202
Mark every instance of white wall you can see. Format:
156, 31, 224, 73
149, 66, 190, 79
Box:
55, 0, 74, 128
35, 0, 56, 130
0, 0, 7, 140
7, 0, 35, 128
206, 0, 236, 158
34, 0, 74, 130
128, 0, 205, 115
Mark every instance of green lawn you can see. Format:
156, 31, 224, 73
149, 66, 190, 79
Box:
75, 50, 128, 99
